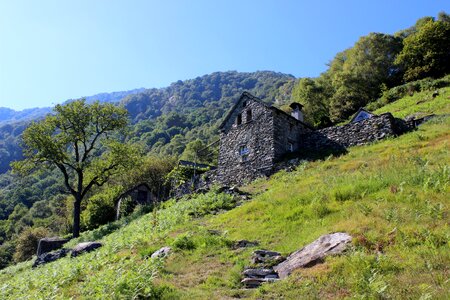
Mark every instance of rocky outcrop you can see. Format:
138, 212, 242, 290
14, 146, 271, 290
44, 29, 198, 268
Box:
274, 232, 352, 279
32, 241, 104, 267
36, 237, 69, 256
241, 233, 352, 287
33, 248, 70, 268
251, 250, 284, 265
151, 246, 172, 259
71, 242, 103, 257
241, 250, 284, 288
233, 240, 259, 249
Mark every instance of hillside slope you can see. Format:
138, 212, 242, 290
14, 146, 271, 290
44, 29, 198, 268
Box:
1, 91, 448, 299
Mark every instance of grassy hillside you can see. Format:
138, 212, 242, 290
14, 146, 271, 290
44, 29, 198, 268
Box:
1, 92, 449, 299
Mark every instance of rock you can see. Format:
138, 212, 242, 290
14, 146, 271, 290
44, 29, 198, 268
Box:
207, 229, 222, 236
234, 240, 259, 249
36, 237, 69, 256
251, 250, 284, 265
242, 268, 277, 278
432, 90, 439, 98
151, 246, 171, 259
241, 277, 279, 288
33, 248, 70, 268
71, 242, 102, 257
274, 232, 352, 279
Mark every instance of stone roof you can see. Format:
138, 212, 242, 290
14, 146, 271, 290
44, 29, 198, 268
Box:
350, 108, 376, 123
218, 92, 313, 131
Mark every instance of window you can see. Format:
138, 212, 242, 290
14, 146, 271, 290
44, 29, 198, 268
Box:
246, 109, 252, 122
289, 123, 294, 132
241, 154, 249, 162
287, 141, 294, 152
243, 101, 247, 107
239, 145, 249, 156
237, 113, 242, 125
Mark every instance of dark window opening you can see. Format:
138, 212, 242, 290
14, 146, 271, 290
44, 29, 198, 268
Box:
237, 113, 242, 125
241, 154, 249, 162
246, 109, 252, 122
243, 101, 247, 107
289, 123, 294, 132
287, 141, 294, 152
137, 190, 148, 203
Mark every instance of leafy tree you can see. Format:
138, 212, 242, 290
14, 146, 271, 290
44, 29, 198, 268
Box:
291, 77, 332, 127
12, 100, 137, 237
395, 17, 450, 81
328, 33, 403, 121
180, 139, 214, 164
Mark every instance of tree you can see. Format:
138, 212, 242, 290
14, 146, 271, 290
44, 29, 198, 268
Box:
12, 100, 137, 237
291, 77, 332, 128
395, 17, 450, 81
180, 139, 215, 164
328, 33, 403, 121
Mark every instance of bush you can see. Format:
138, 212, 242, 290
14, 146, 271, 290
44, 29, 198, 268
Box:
13, 227, 49, 262
82, 193, 117, 230
172, 234, 196, 250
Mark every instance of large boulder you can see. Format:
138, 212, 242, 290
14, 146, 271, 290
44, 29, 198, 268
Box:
36, 237, 69, 256
33, 248, 70, 268
71, 242, 102, 257
274, 232, 352, 279
151, 246, 171, 259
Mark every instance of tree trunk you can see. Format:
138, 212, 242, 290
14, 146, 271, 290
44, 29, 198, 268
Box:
73, 197, 81, 238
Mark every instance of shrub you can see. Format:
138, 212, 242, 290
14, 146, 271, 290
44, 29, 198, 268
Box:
82, 193, 117, 230
13, 227, 49, 262
172, 234, 196, 250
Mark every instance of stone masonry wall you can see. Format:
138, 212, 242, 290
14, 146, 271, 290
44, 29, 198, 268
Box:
299, 113, 402, 152
217, 97, 275, 186
273, 110, 312, 161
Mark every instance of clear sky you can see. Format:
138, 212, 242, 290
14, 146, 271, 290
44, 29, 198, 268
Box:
0, 0, 448, 110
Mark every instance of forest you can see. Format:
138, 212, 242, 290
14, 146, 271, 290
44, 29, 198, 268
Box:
0, 12, 449, 269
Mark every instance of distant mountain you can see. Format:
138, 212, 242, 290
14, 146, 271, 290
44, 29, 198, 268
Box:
64, 88, 146, 105
0, 107, 52, 124
0, 71, 295, 174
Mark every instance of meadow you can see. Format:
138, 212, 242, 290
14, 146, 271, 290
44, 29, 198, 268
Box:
0, 88, 448, 299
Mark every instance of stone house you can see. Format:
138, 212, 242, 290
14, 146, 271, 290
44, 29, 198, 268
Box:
216, 92, 411, 186
217, 92, 313, 185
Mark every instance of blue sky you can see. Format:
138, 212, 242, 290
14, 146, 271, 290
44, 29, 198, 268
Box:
0, 1, 448, 110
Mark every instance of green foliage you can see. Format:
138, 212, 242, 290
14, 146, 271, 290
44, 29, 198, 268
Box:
328, 33, 403, 121
395, 15, 450, 81
291, 77, 332, 127
172, 234, 196, 250
11, 100, 139, 238
81, 189, 118, 231
13, 227, 49, 263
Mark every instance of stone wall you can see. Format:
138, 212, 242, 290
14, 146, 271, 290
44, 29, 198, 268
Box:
272, 110, 312, 161
217, 97, 275, 186
300, 113, 407, 152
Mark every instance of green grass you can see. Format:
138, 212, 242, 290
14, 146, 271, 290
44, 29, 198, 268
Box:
1, 91, 449, 299
373, 86, 450, 118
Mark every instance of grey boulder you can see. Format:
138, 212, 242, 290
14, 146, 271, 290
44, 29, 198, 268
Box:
36, 237, 69, 256
151, 246, 172, 259
71, 242, 102, 257
33, 248, 70, 268
274, 232, 352, 279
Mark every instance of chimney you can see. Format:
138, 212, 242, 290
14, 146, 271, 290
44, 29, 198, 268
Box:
289, 103, 304, 122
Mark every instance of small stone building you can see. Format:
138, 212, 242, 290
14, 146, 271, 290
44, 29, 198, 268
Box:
216, 92, 412, 186
116, 183, 156, 206
217, 92, 313, 185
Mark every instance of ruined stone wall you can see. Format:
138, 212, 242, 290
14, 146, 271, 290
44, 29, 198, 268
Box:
272, 111, 312, 161
217, 99, 275, 186
300, 113, 403, 152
